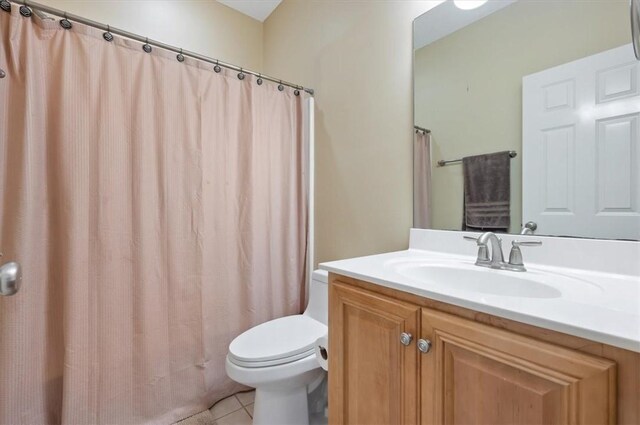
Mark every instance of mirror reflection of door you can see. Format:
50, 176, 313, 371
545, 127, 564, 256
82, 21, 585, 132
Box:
413, 0, 639, 241
523, 45, 640, 240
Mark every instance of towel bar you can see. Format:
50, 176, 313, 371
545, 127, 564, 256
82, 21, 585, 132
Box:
437, 150, 517, 167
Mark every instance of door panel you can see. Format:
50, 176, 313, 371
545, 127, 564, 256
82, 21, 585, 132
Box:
421, 308, 616, 425
329, 280, 420, 425
523, 43, 640, 239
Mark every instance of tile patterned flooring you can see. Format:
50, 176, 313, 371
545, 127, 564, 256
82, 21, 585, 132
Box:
176, 390, 255, 425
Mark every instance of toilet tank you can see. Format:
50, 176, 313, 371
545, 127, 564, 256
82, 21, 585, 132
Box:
304, 269, 328, 325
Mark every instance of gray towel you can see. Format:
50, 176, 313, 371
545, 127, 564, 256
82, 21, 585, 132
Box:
462, 151, 511, 231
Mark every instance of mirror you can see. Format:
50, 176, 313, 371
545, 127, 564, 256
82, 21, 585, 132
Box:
413, 0, 639, 241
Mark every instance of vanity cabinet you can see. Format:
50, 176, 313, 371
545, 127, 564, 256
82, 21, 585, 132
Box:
329, 281, 420, 424
421, 309, 615, 425
329, 276, 628, 425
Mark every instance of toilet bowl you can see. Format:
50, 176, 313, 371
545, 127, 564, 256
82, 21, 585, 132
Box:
226, 270, 328, 425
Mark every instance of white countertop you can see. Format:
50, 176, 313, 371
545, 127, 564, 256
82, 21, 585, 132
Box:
320, 230, 640, 353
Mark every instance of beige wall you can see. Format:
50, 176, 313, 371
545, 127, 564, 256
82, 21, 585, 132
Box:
263, 1, 437, 264
415, 0, 630, 233
36, 0, 264, 71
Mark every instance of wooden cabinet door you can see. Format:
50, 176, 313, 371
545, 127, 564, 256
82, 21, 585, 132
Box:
329, 281, 420, 425
420, 308, 617, 425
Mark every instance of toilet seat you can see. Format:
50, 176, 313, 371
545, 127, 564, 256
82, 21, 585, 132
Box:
228, 315, 327, 368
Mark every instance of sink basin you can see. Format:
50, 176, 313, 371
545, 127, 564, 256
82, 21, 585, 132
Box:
396, 264, 562, 298
387, 259, 603, 300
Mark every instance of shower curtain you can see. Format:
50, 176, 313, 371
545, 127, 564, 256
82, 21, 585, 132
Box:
413, 131, 432, 229
0, 8, 308, 425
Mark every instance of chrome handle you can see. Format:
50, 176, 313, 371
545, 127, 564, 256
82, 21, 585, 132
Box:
508, 240, 541, 271
464, 235, 490, 262
417, 339, 432, 353
512, 240, 542, 247
0, 260, 22, 296
400, 332, 413, 346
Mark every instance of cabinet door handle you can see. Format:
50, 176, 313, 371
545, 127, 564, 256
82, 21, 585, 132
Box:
400, 332, 413, 346
417, 339, 432, 353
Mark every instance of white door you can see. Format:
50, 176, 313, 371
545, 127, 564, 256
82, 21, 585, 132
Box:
523, 44, 640, 240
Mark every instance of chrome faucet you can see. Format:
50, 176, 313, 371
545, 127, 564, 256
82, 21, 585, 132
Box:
520, 221, 537, 235
464, 232, 541, 272
477, 232, 505, 267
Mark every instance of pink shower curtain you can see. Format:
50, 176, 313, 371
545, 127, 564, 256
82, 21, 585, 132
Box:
413, 130, 432, 229
0, 8, 308, 425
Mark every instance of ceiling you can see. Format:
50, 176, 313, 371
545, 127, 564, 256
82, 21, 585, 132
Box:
217, 0, 283, 22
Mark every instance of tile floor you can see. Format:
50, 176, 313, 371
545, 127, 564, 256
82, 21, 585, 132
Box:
176, 390, 255, 425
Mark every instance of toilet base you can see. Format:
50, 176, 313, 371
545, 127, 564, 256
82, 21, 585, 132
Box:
253, 386, 309, 425
225, 354, 326, 425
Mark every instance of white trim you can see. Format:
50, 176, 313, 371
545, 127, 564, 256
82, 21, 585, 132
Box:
305, 97, 316, 304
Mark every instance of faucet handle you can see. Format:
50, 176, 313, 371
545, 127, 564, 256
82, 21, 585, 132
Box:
512, 240, 542, 247
508, 240, 542, 271
463, 235, 489, 262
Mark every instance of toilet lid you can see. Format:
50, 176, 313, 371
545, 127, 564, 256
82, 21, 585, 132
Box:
229, 315, 327, 366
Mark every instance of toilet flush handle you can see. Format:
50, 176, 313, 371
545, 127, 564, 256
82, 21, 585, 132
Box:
0, 253, 22, 296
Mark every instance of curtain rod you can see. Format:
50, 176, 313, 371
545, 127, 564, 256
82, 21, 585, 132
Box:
2, 0, 315, 96
437, 150, 517, 167
414, 125, 431, 134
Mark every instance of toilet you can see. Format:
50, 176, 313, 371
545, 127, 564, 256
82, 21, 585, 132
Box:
226, 270, 329, 425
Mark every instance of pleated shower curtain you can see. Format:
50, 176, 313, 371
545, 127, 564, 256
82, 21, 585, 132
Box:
413, 130, 432, 229
0, 8, 308, 425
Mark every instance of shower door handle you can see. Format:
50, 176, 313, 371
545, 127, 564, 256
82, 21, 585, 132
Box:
0, 257, 22, 296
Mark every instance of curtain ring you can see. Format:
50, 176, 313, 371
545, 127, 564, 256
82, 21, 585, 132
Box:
142, 37, 152, 53
0, 68, 6, 79
60, 12, 72, 29
103, 24, 114, 42
177, 48, 185, 63
294, 86, 300, 96
19, 1, 32, 17
237, 68, 245, 80
278, 80, 285, 92
214, 60, 221, 73
0, 1, 11, 13
256, 74, 263, 86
